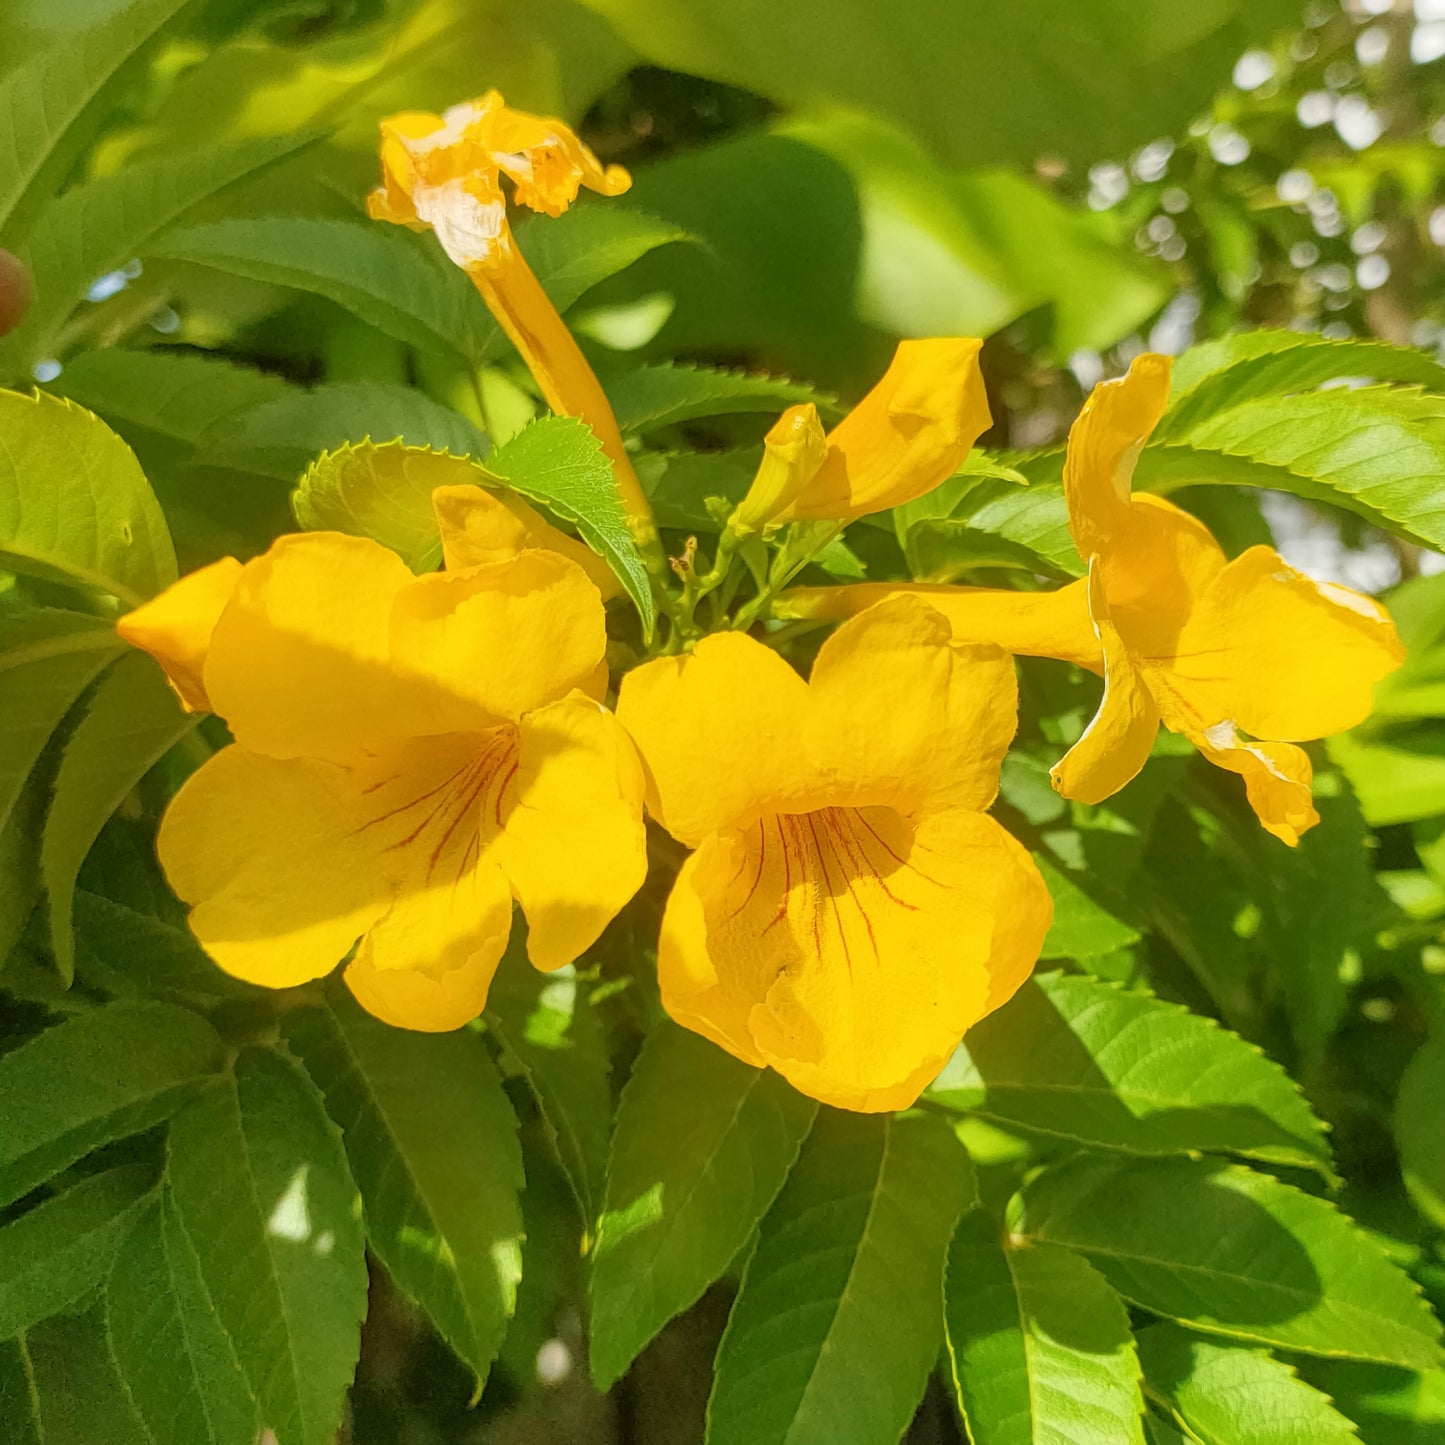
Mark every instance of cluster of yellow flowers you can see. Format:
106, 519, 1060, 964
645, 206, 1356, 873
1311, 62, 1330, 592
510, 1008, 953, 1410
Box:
117, 96, 1404, 1113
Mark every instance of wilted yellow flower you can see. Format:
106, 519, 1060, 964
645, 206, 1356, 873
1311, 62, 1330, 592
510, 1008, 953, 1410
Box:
117, 489, 646, 1029
731, 338, 991, 533
367, 92, 658, 551
616, 597, 1051, 1112
783, 355, 1404, 845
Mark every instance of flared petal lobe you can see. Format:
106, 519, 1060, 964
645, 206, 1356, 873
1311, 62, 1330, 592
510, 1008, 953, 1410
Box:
657, 806, 1050, 1112
1050, 563, 1161, 805
616, 633, 813, 846
1190, 724, 1319, 846
773, 338, 991, 523
804, 596, 1017, 815
1149, 546, 1404, 741
116, 556, 242, 712
495, 693, 648, 971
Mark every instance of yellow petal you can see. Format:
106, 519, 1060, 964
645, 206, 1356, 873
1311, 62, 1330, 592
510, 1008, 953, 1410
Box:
115, 557, 242, 712
484, 96, 632, 214
345, 925, 511, 1032
1149, 545, 1404, 741
657, 805, 1050, 1113
616, 632, 812, 846
1190, 724, 1319, 846
1063, 352, 1172, 558
805, 595, 1017, 815
778, 578, 1103, 671
205, 533, 416, 763
1050, 562, 1161, 805
776, 338, 991, 522
339, 726, 519, 1026
389, 550, 607, 729
158, 746, 388, 988
731, 403, 828, 534
495, 692, 648, 971
432, 483, 621, 599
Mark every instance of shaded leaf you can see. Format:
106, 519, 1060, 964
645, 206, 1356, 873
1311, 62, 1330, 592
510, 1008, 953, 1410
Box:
42, 651, 200, 982
107, 1195, 260, 1445
929, 972, 1332, 1173
1299, 1361, 1445, 1445
0, 1165, 153, 1340
0, 0, 190, 240
1137, 1324, 1360, 1445
0, 999, 223, 1209
485, 960, 613, 1223
283, 999, 523, 1388
607, 362, 829, 435
944, 1210, 1145, 1445
707, 1109, 973, 1445
1019, 1156, 1444, 1369
588, 1022, 816, 1388
53, 347, 291, 449
24, 1301, 150, 1445
202, 381, 486, 482
167, 1048, 367, 1445
153, 216, 486, 358
0, 133, 315, 376
0, 1337, 41, 1445
1397, 1029, 1445, 1231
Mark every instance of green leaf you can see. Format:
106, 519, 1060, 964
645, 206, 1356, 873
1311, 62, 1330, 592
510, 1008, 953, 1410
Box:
606, 362, 830, 435
53, 348, 292, 449
484, 960, 613, 1224
24, 1302, 150, 1445
482, 416, 653, 630
1397, 1030, 1445, 1231
588, 1022, 817, 1388
1034, 853, 1141, 961
575, 0, 1294, 169
283, 998, 523, 1388
1137, 387, 1445, 550
706, 1109, 974, 1445
0, 1165, 153, 1339
1299, 1361, 1445, 1445
1136, 1324, 1361, 1445
292, 441, 479, 570
928, 972, 1332, 1173
944, 1210, 1145, 1445
0, 1337, 41, 1445
1169, 332, 1445, 403
0, 133, 316, 377
107, 1195, 260, 1445
1018, 1157, 1444, 1370
0, 1000, 223, 1209
166, 1048, 368, 1445
202, 381, 487, 483
0, 0, 190, 241
0, 612, 122, 848
42, 651, 200, 983
152, 216, 487, 359
0, 390, 176, 604
510, 204, 689, 321
918, 476, 1083, 579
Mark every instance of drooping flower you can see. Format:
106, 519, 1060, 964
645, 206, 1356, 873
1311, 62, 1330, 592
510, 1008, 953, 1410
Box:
730, 338, 992, 532
615, 596, 1051, 1112
367, 92, 659, 552
117, 488, 647, 1029
781, 354, 1404, 844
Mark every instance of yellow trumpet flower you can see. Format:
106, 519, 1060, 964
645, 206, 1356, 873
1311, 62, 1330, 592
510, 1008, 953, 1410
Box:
367, 91, 659, 553
616, 596, 1051, 1112
782, 355, 1404, 845
117, 487, 646, 1028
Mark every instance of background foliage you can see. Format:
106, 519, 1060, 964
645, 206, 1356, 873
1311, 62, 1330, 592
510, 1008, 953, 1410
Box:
3, 1, 1445, 1442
